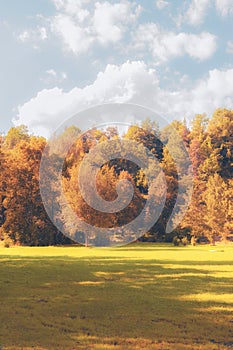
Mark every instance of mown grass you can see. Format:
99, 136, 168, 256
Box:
0, 243, 233, 349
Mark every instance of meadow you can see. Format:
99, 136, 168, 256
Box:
0, 244, 233, 350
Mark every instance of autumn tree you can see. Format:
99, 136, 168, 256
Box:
2, 129, 68, 245
5, 125, 29, 149
0, 133, 7, 231
181, 180, 207, 240
206, 109, 233, 179
0, 109, 232, 246
204, 174, 231, 245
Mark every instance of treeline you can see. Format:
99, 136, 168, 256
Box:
0, 108, 232, 246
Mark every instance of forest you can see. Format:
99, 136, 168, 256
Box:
0, 108, 232, 246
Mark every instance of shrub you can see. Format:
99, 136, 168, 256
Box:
0, 231, 14, 248
181, 236, 188, 246
173, 236, 180, 246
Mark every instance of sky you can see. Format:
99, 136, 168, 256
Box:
1, 0, 233, 137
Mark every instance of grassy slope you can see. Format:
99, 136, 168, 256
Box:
0, 244, 233, 350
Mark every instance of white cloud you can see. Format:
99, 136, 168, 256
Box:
41, 69, 68, 83
226, 41, 233, 54
190, 68, 233, 112
93, 1, 138, 45
18, 30, 30, 42
133, 23, 217, 63
38, 27, 48, 40
186, 0, 211, 26
50, 0, 141, 55
14, 61, 158, 136
17, 0, 141, 56
52, 0, 90, 17
14, 61, 233, 137
155, 0, 169, 10
18, 27, 48, 43
46, 69, 57, 77
215, 0, 233, 16
51, 14, 93, 55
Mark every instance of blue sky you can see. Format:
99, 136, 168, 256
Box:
1, 0, 233, 136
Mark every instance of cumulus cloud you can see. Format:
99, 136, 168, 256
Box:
133, 23, 217, 63
42, 69, 67, 83
14, 61, 157, 136
173, 0, 233, 27
51, 14, 93, 55
18, 31, 30, 42
18, 27, 47, 43
215, 0, 233, 16
50, 0, 141, 55
38, 27, 48, 40
14, 61, 233, 137
16, 0, 218, 64
52, 0, 90, 18
185, 0, 211, 26
155, 0, 169, 10
46, 69, 57, 77
93, 1, 139, 45
173, 68, 233, 114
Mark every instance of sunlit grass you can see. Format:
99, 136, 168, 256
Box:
0, 243, 233, 349
180, 292, 233, 303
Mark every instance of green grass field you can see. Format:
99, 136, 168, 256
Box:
0, 243, 233, 350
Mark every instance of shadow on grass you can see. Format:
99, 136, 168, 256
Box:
0, 252, 233, 349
